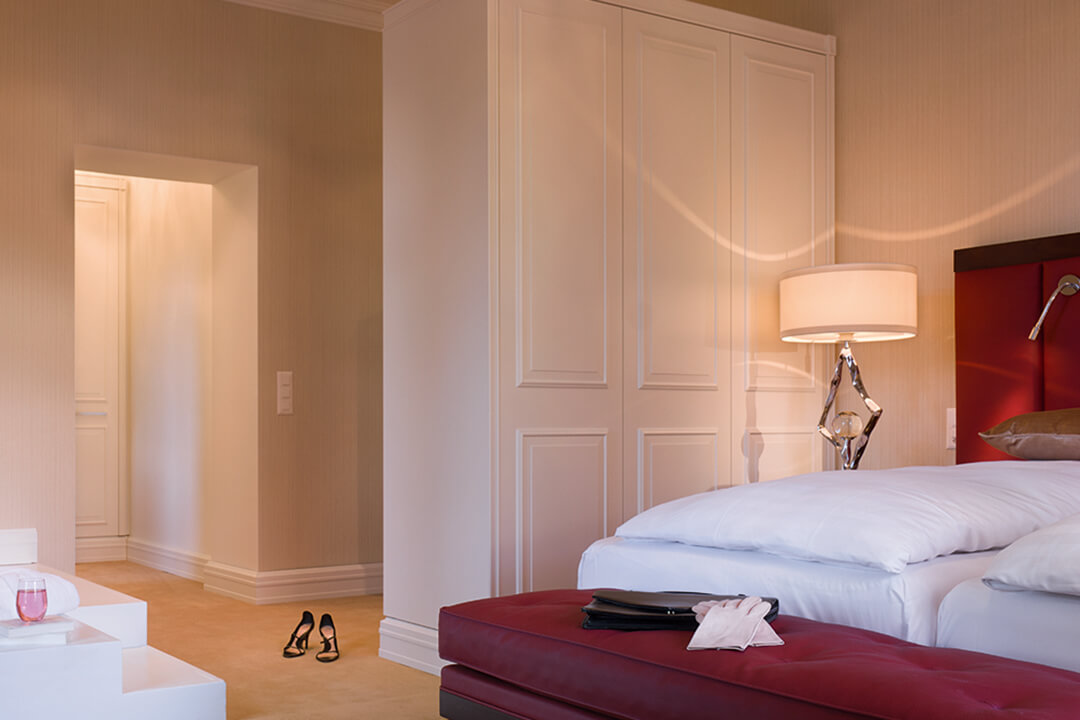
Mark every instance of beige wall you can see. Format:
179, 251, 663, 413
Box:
209, 167, 260, 571
697, 0, 1080, 470
0, 0, 380, 571
830, 0, 1080, 469
127, 177, 213, 557
693, 0, 832, 35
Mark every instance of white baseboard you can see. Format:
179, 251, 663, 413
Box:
75, 536, 128, 563
203, 560, 383, 605
378, 617, 447, 676
201, 562, 256, 602
125, 538, 210, 582
102, 538, 381, 606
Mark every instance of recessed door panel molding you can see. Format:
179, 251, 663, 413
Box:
626, 13, 731, 391
502, 0, 622, 388
636, 428, 720, 514
75, 425, 110, 529
515, 429, 609, 593
74, 194, 114, 402
732, 38, 828, 393
744, 429, 818, 484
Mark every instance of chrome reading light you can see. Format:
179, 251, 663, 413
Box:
1029, 274, 1080, 341
779, 264, 918, 470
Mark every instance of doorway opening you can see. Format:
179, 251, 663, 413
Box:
74, 146, 259, 580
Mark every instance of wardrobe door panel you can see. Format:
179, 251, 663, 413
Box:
497, 0, 623, 595
731, 36, 831, 484
637, 429, 720, 510
516, 430, 609, 592
623, 11, 732, 517
505, 0, 617, 389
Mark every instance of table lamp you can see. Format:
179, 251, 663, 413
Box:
779, 263, 918, 469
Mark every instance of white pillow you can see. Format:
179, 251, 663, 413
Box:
616, 461, 1080, 573
983, 513, 1080, 596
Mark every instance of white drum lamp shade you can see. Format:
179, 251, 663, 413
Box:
779, 263, 918, 343
778, 262, 918, 470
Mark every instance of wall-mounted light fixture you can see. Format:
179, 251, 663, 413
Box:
1029, 274, 1079, 341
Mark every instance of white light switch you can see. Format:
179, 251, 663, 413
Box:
946, 407, 956, 450
277, 371, 294, 415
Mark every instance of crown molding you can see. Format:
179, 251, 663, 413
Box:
382, 0, 438, 29
223, 0, 392, 32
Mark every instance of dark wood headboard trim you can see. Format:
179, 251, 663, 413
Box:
954, 233, 1080, 272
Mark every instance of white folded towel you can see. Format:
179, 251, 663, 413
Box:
687, 596, 783, 651
0, 569, 81, 620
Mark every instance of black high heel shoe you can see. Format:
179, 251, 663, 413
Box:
283, 610, 314, 658
316, 613, 339, 663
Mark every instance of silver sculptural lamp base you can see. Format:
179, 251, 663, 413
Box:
818, 340, 882, 470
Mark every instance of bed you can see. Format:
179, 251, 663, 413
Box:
578, 234, 1080, 661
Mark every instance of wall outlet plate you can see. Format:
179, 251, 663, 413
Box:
946, 407, 957, 450
277, 370, 294, 415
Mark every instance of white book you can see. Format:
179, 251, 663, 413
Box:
0, 616, 75, 638
0, 633, 69, 647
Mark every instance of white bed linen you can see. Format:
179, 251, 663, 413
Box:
578, 536, 996, 646
937, 578, 1080, 673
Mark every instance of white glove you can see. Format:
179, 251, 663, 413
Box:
747, 612, 783, 648
686, 597, 782, 651
692, 599, 723, 624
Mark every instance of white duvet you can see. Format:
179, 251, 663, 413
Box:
615, 461, 1080, 573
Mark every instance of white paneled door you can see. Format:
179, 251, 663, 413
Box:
497, 0, 624, 595
622, 10, 732, 516
730, 36, 831, 483
74, 174, 127, 539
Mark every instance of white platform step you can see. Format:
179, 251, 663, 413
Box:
121, 646, 226, 719
0, 621, 124, 719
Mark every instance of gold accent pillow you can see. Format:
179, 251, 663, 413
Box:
980, 408, 1080, 460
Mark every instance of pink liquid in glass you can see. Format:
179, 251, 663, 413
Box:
16, 588, 47, 622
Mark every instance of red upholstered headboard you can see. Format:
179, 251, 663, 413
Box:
955, 235, 1080, 463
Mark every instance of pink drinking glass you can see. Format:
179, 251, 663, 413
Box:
16, 577, 47, 622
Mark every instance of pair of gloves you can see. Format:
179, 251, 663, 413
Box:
687, 596, 783, 652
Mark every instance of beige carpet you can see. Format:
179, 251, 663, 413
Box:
76, 562, 441, 719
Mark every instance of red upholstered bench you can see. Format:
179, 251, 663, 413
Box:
438, 589, 1080, 720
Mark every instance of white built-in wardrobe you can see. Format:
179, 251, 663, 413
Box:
382, 0, 834, 673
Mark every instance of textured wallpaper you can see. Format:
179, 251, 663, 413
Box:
0, 0, 381, 571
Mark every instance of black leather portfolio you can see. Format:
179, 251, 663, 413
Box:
581, 589, 779, 630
